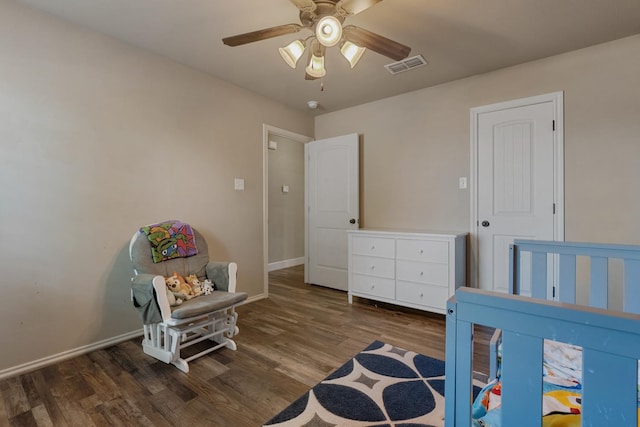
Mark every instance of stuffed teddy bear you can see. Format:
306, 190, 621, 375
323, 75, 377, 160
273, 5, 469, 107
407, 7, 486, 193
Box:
185, 274, 203, 297
166, 288, 183, 307
165, 272, 194, 300
202, 279, 214, 296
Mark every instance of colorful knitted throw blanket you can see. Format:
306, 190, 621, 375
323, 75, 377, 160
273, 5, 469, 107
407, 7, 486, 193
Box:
140, 220, 198, 263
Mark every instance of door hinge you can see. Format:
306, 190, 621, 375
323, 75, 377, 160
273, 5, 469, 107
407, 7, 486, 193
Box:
553, 203, 556, 214
552, 120, 556, 131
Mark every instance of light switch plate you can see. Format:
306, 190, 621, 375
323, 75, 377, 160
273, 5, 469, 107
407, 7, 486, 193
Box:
282, 185, 289, 193
234, 178, 245, 190
459, 177, 467, 189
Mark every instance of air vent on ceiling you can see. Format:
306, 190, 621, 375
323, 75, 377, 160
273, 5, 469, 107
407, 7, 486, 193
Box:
384, 54, 428, 75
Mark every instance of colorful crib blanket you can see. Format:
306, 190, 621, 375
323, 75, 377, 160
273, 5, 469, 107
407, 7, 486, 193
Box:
472, 340, 640, 427
140, 220, 198, 263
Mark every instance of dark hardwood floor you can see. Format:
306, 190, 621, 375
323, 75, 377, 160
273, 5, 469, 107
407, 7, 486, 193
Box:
0, 265, 490, 426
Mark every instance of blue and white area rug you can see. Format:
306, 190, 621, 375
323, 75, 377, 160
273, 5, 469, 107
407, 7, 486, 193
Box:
264, 341, 480, 427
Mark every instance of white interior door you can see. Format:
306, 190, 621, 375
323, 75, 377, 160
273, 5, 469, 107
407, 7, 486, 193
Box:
306, 133, 359, 290
474, 93, 563, 293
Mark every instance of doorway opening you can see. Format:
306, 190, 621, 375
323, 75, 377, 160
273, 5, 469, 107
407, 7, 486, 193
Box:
262, 125, 313, 297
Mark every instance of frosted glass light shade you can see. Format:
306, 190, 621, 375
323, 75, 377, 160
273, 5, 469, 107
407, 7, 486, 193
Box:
279, 39, 306, 68
305, 53, 326, 78
315, 16, 342, 47
340, 41, 366, 68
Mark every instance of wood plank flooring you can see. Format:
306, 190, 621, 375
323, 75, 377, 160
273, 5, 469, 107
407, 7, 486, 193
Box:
0, 265, 490, 426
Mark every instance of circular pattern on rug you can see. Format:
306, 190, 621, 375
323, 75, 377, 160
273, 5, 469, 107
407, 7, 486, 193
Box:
264, 341, 447, 426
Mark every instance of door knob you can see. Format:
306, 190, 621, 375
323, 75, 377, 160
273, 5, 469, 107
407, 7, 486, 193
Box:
481, 220, 490, 227
349, 218, 356, 224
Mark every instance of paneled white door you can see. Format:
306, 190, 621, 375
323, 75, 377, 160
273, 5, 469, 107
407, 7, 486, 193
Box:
475, 94, 563, 293
306, 133, 359, 290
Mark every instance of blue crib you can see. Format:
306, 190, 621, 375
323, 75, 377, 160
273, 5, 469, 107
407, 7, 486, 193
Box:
445, 239, 640, 426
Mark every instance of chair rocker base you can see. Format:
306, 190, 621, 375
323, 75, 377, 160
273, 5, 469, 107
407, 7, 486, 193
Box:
141, 308, 240, 373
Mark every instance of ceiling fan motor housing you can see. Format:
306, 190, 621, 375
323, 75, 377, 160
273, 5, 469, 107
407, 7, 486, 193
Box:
300, 1, 346, 28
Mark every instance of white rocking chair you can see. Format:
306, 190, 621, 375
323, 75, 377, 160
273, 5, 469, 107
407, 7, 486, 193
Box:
129, 225, 247, 373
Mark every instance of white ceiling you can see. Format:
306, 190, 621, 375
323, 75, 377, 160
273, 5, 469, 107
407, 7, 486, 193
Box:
16, 0, 640, 113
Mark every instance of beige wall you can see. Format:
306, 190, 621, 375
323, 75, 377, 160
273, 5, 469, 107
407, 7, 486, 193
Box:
0, 0, 313, 374
316, 35, 640, 248
2, 0, 639, 377
268, 135, 305, 265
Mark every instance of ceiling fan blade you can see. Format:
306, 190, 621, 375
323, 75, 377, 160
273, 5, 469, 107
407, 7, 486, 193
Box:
343, 25, 410, 61
337, 0, 383, 15
222, 24, 303, 47
289, 0, 317, 13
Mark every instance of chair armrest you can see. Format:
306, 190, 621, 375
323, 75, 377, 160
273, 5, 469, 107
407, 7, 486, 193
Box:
206, 262, 238, 293
131, 274, 171, 323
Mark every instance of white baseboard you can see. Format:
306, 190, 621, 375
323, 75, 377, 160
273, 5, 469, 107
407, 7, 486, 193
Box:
268, 257, 304, 272
0, 329, 143, 381
244, 293, 267, 303
1, 295, 271, 380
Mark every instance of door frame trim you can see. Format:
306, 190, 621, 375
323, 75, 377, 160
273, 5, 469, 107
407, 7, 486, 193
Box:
262, 124, 313, 297
470, 92, 565, 288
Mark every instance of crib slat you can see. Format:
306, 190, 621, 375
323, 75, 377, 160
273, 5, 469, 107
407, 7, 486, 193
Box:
444, 300, 458, 427
445, 320, 473, 427
452, 319, 473, 426
558, 254, 576, 303
582, 349, 638, 426
531, 252, 547, 299
624, 259, 640, 314
589, 257, 608, 309
501, 331, 543, 427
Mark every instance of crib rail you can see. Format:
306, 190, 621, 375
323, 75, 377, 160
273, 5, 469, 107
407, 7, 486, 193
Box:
510, 239, 640, 314
445, 288, 640, 427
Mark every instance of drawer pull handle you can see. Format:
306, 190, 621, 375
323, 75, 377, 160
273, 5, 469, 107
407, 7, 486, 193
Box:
370, 265, 375, 270
371, 245, 375, 250
419, 249, 424, 254
371, 284, 375, 290
420, 293, 424, 298
419, 271, 424, 276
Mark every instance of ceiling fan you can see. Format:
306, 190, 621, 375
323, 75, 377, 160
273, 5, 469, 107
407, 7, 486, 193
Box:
222, 0, 411, 80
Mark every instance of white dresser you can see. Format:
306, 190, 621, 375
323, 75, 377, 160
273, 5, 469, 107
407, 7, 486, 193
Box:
347, 229, 467, 314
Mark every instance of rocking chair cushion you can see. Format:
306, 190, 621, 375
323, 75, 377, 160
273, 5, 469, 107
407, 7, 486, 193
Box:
170, 291, 248, 320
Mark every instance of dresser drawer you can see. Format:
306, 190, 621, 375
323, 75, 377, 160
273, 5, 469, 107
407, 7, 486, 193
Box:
396, 281, 449, 310
351, 274, 395, 299
396, 239, 449, 263
352, 255, 395, 279
351, 236, 395, 258
396, 260, 448, 286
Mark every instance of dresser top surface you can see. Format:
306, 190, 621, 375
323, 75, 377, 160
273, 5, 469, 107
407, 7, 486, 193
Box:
348, 228, 468, 238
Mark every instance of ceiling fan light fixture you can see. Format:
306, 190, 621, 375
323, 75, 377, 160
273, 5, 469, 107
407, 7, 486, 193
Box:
223, 1, 411, 82
340, 40, 366, 68
315, 15, 342, 47
279, 39, 306, 68
306, 53, 327, 78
